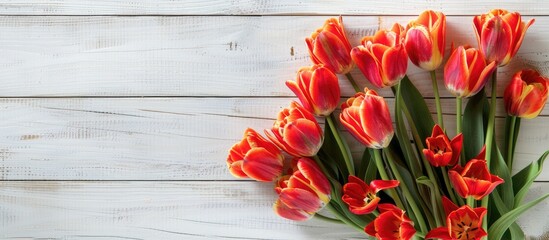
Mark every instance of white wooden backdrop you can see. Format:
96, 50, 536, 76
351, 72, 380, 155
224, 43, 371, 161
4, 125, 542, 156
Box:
0, 1, 548, 239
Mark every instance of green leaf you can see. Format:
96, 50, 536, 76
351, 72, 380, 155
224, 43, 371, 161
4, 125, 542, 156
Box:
490, 190, 525, 239
462, 90, 489, 160
396, 76, 435, 141
363, 149, 378, 183
488, 193, 549, 240
492, 144, 514, 210
512, 150, 549, 208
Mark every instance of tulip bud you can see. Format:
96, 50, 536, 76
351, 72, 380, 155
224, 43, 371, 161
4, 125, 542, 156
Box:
405, 10, 446, 71
339, 88, 394, 149
444, 46, 497, 98
273, 158, 331, 221
227, 128, 284, 182
306, 16, 354, 74
504, 69, 549, 119
474, 9, 534, 66
286, 65, 340, 117
351, 23, 408, 88
265, 101, 323, 157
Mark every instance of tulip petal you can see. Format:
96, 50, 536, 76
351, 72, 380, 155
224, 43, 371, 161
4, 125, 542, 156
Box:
351, 46, 384, 88
481, 16, 513, 64
279, 188, 323, 213
297, 157, 331, 196
449, 133, 463, 166
242, 148, 283, 182
449, 169, 469, 198
364, 220, 377, 236
370, 179, 399, 193
227, 160, 248, 178
273, 199, 313, 221
405, 27, 433, 68
444, 46, 469, 96
381, 44, 407, 87
283, 119, 322, 156
425, 227, 451, 240
309, 66, 340, 116
441, 196, 459, 217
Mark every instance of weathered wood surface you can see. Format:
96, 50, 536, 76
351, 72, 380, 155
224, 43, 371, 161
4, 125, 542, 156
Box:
0, 98, 547, 181
0, 16, 547, 97
0, 181, 547, 239
0, 1, 546, 16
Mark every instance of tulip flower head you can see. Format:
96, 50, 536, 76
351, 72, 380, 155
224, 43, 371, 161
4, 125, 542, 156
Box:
340, 88, 394, 149
306, 16, 354, 74
342, 176, 399, 215
448, 147, 504, 200
351, 23, 408, 88
426, 197, 487, 240
504, 69, 549, 119
273, 158, 331, 221
365, 204, 416, 240
227, 128, 284, 182
405, 10, 446, 71
473, 9, 535, 66
444, 46, 497, 98
423, 124, 463, 167
286, 65, 341, 117
265, 101, 324, 157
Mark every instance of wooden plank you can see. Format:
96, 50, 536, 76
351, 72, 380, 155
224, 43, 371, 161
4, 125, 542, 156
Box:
0, 16, 547, 97
1, 98, 547, 180
0, 1, 547, 16
0, 181, 547, 239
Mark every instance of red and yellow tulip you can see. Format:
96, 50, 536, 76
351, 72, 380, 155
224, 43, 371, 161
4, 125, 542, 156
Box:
448, 147, 504, 200
351, 23, 408, 88
473, 9, 535, 66
504, 69, 549, 119
423, 124, 463, 167
286, 65, 340, 117
444, 46, 497, 98
227, 128, 284, 182
426, 197, 487, 240
265, 101, 323, 157
273, 158, 331, 221
340, 88, 394, 149
365, 204, 416, 240
306, 16, 354, 74
342, 176, 399, 215
405, 10, 446, 71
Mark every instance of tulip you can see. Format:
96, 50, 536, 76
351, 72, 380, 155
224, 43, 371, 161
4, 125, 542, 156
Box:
504, 69, 549, 119
426, 198, 487, 240
423, 124, 463, 167
306, 16, 353, 74
273, 158, 331, 221
473, 9, 534, 66
448, 147, 504, 200
342, 175, 399, 215
405, 10, 446, 71
444, 46, 497, 98
286, 65, 340, 117
226, 128, 284, 182
351, 23, 408, 88
265, 101, 323, 157
340, 88, 394, 149
365, 204, 416, 240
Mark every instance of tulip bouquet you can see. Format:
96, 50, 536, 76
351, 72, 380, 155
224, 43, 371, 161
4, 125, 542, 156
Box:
226, 9, 549, 240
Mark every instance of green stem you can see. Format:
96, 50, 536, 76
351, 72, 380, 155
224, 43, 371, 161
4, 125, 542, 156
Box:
383, 148, 429, 234
314, 213, 344, 224
457, 96, 467, 165
327, 114, 355, 175
345, 73, 361, 93
373, 149, 405, 209
482, 70, 498, 232
431, 71, 444, 129
507, 116, 517, 170
325, 203, 364, 233
467, 196, 476, 208
372, 209, 380, 217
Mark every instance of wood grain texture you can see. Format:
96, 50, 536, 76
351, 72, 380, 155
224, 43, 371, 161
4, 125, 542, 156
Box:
0, 98, 547, 180
0, 16, 547, 97
0, 0, 546, 16
0, 181, 547, 239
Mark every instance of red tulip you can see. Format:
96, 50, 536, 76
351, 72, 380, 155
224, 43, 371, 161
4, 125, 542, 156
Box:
306, 16, 354, 74
504, 69, 549, 119
342, 175, 399, 215
405, 10, 446, 71
423, 124, 463, 167
340, 88, 394, 149
426, 198, 487, 240
444, 46, 497, 98
265, 101, 323, 157
473, 9, 534, 66
351, 23, 408, 88
448, 147, 504, 200
273, 158, 331, 221
286, 65, 341, 117
365, 204, 416, 240
227, 128, 284, 182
